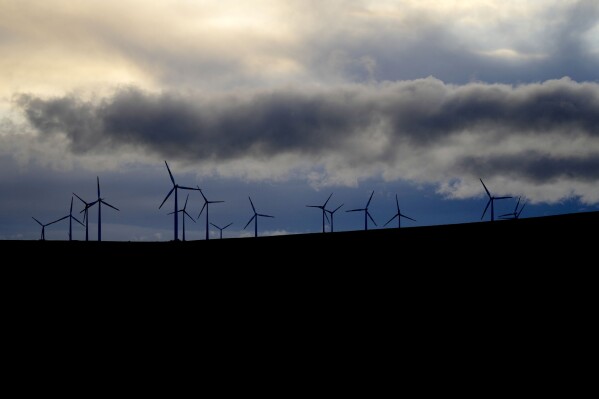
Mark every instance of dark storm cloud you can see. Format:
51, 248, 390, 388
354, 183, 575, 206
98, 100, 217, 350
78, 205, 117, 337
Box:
17, 86, 374, 159
15, 77, 599, 192
18, 77, 599, 149
456, 152, 599, 183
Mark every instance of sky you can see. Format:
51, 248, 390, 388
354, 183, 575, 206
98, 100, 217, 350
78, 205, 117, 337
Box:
1, 0, 599, 241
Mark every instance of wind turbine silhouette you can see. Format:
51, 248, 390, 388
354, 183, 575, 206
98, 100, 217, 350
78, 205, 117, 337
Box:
244, 197, 274, 238
346, 191, 377, 231
197, 187, 224, 240
306, 193, 333, 233
210, 222, 233, 239
63, 196, 84, 241
384, 194, 416, 228
500, 197, 526, 220
92, 177, 119, 241
167, 193, 196, 241
325, 204, 343, 233
480, 179, 511, 222
159, 161, 200, 241
73, 192, 93, 241
32, 216, 68, 241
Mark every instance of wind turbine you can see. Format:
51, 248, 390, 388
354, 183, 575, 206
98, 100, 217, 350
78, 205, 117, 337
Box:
167, 193, 196, 241
500, 197, 526, 220
384, 194, 416, 228
210, 222, 233, 239
158, 161, 200, 241
480, 179, 511, 222
197, 187, 224, 240
325, 204, 343, 233
63, 196, 84, 241
73, 192, 93, 241
32, 216, 68, 241
346, 191, 377, 231
306, 193, 333, 233
244, 197, 274, 238
89, 177, 120, 241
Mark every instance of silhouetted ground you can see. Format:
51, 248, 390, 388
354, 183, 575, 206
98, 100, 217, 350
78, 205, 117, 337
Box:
4, 213, 594, 371
4, 211, 596, 262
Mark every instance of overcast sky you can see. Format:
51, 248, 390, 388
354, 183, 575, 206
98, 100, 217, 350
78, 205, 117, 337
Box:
2, 0, 599, 240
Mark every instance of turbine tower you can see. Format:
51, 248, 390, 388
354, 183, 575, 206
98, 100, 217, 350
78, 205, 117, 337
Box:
73, 192, 93, 241
210, 222, 233, 239
324, 204, 343, 233
197, 187, 224, 240
244, 197, 274, 238
500, 197, 526, 220
306, 193, 333, 233
346, 191, 377, 231
159, 161, 200, 241
480, 179, 511, 222
93, 177, 119, 241
384, 194, 416, 228
167, 193, 196, 241
32, 216, 68, 241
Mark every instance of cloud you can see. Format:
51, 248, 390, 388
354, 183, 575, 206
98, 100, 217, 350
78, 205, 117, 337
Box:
14, 76, 599, 204
2, 0, 598, 100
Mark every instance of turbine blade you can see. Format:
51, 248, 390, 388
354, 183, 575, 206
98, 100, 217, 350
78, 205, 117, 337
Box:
480, 178, 491, 197
481, 199, 491, 220
223, 223, 233, 229
333, 204, 344, 213
48, 215, 69, 225
499, 213, 512, 217
102, 200, 119, 211
401, 214, 416, 222
495, 196, 512, 200
324, 211, 330, 224
32, 217, 43, 226
368, 211, 377, 226
366, 190, 374, 207
73, 216, 85, 226
198, 188, 207, 202
209, 200, 224, 204
210, 222, 220, 229
73, 192, 87, 205
346, 208, 364, 212
306, 205, 320, 208
514, 197, 521, 212
395, 194, 400, 212
165, 161, 175, 185
249, 197, 256, 212
167, 211, 176, 215
197, 202, 207, 218
258, 214, 274, 218
183, 194, 189, 210
159, 187, 175, 209
323, 193, 333, 207
179, 185, 200, 191
184, 210, 196, 223
517, 203, 526, 217
384, 214, 398, 227
70, 197, 74, 213
97, 176, 100, 198
244, 215, 256, 229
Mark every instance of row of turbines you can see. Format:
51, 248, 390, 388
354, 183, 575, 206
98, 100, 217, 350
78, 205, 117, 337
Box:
158, 161, 417, 241
32, 177, 119, 241
32, 161, 526, 241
